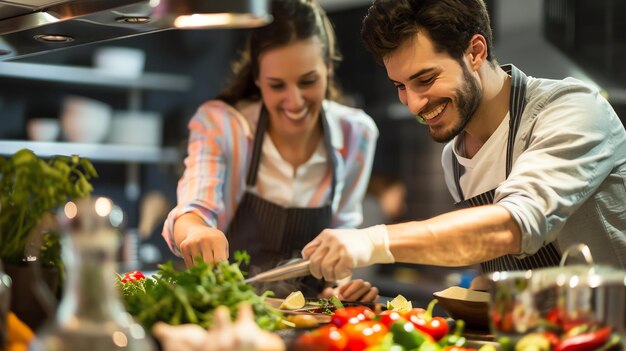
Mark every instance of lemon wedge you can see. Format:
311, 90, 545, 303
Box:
386, 294, 412, 313
280, 291, 305, 310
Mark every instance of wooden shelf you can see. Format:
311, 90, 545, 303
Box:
0, 141, 181, 164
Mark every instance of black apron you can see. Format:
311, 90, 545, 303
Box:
452, 64, 561, 273
227, 106, 337, 297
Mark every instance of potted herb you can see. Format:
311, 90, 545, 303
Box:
0, 148, 97, 329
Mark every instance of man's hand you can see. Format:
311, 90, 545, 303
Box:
178, 225, 229, 267
319, 279, 380, 303
302, 225, 394, 281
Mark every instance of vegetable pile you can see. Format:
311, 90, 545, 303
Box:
503, 307, 623, 351
117, 252, 283, 331
293, 297, 493, 351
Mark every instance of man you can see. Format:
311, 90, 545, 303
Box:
302, 0, 626, 282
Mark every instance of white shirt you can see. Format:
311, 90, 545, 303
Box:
441, 75, 626, 268
256, 132, 328, 207
452, 112, 510, 200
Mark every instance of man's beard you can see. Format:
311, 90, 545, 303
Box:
430, 65, 482, 143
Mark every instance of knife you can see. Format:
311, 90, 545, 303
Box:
243, 258, 311, 284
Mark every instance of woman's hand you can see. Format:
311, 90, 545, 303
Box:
152, 303, 285, 351
319, 279, 380, 303
178, 225, 229, 267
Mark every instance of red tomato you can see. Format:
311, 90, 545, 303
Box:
377, 310, 406, 328
341, 320, 388, 351
411, 315, 448, 341
331, 307, 375, 328
404, 307, 427, 320
405, 307, 448, 341
293, 325, 347, 351
293, 332, 318, 351
121, 270, 145, 283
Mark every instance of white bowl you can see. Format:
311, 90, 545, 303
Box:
61, 95, 112, 143
107, 111, 163, 147
27, 118, 61, 142
93, 47, 146, 78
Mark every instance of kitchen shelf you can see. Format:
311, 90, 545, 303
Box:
0, 62, 192, 92
0, 141, 180, 164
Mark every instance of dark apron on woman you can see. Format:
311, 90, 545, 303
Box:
227, 106, 337, 297
451, 65, 561, 273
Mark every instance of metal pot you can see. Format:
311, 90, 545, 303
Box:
486, 244, 626, 345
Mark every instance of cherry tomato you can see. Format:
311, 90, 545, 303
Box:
341, 320, 388, 351
293, 325, 347, 351
377, 310, 406, 328
331, 306, 375, 328
121, 270, 145, 283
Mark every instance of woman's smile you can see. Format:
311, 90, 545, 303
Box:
282, 107, 310, 121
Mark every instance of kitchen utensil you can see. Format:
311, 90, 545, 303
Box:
486, 244, 626, 345
107, 110, 163, 147
243, 258, 311, 284
27, 118, 60, 142
61, 95, 112, 143
93, 47, 146, 78
433, 286, 490, 330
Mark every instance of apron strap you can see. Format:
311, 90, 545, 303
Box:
245, 105, 338, 201
452, 64, 529, 202
245, 106, 269, 187
504, 64, 528, 176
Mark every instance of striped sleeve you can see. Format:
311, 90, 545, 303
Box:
333, 109, 379, 228
161, 101, 249, 256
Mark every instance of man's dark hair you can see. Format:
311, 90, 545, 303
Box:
361, 0, 496, 65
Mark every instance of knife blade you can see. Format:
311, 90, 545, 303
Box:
243, 258, 311, 284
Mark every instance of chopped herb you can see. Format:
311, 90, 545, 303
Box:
118, 251, 283, 330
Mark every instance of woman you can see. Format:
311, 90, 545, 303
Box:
162, 0, 379, 301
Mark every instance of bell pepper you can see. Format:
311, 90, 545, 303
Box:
439, 319, 466, 347
406, 299, 449, 341
121, 270, 146, 283
331, 306, 375, 328
390, 320, 431, 350
554, 326, 612, 351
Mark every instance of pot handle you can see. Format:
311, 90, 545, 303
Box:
559, 243, 594, 267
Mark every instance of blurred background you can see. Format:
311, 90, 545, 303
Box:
0, 0, 624, 306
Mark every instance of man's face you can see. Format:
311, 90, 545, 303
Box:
384, 32, 482, 143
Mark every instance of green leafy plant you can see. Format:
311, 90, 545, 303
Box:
118, 251, 283, 330
0, 148, 97, 266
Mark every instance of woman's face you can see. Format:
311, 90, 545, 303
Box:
256, 37, 329, 138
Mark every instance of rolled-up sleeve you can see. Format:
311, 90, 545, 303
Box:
496, 86, 620, 255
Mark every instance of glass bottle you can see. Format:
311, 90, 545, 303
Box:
31, 197, 155, 351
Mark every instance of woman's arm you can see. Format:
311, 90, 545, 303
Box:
333, 109, 379, 228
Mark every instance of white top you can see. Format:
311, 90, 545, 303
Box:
442, 76, 626, 268
451, 112, 510, 200
256, 132, 328, 207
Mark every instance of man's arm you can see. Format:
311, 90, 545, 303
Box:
303, 204, 522, 281
388, 204, 522, 266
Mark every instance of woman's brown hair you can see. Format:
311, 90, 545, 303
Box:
217, 0, 343, 105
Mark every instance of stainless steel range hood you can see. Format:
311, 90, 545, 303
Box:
0, 0, 271, 61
